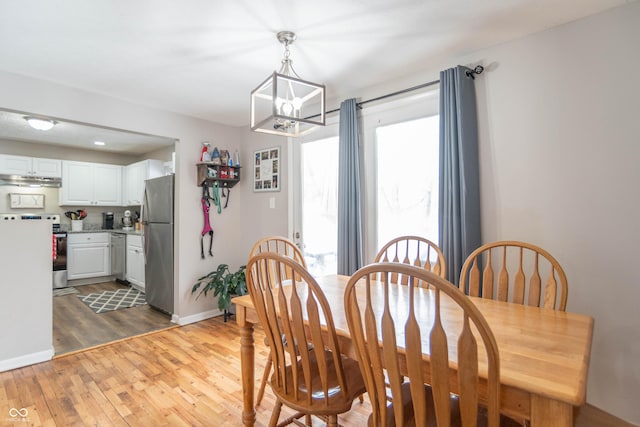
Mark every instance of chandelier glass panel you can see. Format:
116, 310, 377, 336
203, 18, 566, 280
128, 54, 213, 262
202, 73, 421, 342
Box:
251, 31, 325, 137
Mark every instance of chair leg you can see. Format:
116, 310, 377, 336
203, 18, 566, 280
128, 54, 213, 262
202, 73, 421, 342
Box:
276, 412, 309, 427
269, 399, 283, 427
327, 414, 338, 427
256, 353, 273, 406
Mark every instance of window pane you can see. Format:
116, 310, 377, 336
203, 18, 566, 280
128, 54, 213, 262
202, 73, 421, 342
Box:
301, 137, 339, 276
376, 116, 439, 251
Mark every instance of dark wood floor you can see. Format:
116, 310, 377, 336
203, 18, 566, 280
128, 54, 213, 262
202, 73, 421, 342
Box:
53, 281, 174, 355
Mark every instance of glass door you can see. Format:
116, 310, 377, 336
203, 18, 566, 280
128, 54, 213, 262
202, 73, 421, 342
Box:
290, 131, 340, 277
296, 136, 339, 276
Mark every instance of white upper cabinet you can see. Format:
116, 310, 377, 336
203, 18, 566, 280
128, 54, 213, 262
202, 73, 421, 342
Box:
60, 161, 123, 206
94, 163, 123, 205
124, 159, 163, 206
33, 158, 62, 177
0, 154, 62, 177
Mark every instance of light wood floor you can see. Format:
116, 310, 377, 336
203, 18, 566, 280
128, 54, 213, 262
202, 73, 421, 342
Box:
53, 281, 173, 355
3, 316, 635, 426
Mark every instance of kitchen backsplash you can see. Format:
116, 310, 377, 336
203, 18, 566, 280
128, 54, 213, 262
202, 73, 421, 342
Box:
0, 186, 139, 229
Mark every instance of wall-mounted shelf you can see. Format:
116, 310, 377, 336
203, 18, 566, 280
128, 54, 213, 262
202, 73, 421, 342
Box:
197, 163, 241, 188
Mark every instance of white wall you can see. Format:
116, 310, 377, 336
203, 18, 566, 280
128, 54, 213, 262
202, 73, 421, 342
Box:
0, 138, 139, 164
237, 130, 290, 260
0, 221, 53, 371
389, 2, 640, 423
469, 4, 640, 424
238, 2, 640, 423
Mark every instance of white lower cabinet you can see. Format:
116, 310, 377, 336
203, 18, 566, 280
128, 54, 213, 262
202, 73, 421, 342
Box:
126, 234, 145, 290
67, 233, 111, 280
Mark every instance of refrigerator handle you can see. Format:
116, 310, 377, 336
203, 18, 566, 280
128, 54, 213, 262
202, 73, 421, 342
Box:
141, 185, 148, 225
141, 185, 149, 264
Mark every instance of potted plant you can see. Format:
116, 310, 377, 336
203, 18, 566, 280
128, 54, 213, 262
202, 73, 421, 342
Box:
192, 264, 247, 320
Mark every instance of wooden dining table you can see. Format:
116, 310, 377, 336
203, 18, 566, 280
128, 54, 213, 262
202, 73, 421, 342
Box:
232, 274, 594, 427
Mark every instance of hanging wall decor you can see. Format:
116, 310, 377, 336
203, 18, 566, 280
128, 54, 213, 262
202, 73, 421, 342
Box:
253, 147, 280, 192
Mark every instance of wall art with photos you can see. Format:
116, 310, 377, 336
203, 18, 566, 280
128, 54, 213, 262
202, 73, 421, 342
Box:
254, 147, 280, 192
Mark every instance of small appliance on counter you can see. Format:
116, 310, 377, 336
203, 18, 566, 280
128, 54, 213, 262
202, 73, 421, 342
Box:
102, 212, 114, 229
122, 210, 134, 231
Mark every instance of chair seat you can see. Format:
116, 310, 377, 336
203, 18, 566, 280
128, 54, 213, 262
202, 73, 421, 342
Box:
270, 349, 366, 416
369, 383, 523, 427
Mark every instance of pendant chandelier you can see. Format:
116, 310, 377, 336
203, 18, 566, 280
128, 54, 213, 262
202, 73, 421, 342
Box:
250, 31, 325, 137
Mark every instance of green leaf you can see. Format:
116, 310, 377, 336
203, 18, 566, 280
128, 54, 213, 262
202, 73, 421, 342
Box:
191, 264, 247, 310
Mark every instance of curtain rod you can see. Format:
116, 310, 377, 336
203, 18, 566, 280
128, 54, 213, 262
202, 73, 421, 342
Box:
322, 65, 484, 117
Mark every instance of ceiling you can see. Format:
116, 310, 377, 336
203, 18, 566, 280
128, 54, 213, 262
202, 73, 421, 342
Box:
0, 0, 634, 151
0, 109, 175, 155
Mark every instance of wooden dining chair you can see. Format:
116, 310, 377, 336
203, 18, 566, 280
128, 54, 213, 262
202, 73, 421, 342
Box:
249, 236, 307, 406
345, 263, 525, 427
250, 235, 307, 270
246, 252, 366, 427
459, 240, 568, 311
374, 236, 446, 285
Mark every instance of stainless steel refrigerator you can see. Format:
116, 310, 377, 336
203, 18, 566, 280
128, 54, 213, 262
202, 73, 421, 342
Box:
141, 174, 174, 315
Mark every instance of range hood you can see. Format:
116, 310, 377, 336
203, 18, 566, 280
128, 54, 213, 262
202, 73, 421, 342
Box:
0, 174, 62, 188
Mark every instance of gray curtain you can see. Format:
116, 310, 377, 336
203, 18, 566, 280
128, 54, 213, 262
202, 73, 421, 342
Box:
438, 66, 482, 285
337, 98, 363, 275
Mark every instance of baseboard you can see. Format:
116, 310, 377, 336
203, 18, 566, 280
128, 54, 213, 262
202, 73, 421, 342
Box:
174, 309, 222, 326
0, 348, 54, 373
67, 276, 114, 287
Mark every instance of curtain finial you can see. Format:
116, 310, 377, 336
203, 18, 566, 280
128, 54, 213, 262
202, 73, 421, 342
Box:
465, 65, 484, 79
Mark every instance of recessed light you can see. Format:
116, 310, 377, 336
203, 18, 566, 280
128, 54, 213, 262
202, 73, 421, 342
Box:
94, 141, 106, 146
24, 116, 57, 131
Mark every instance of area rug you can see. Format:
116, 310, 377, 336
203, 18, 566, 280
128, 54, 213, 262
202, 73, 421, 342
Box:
53, 287, 79, 297
78, 288, 146, 314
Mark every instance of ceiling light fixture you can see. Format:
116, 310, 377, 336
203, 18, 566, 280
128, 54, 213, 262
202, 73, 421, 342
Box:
250, 31, 325, 137
94, 141, 106, 146
24, 116, 57, 131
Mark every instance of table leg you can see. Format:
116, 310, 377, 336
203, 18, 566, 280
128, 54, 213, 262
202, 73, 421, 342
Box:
240, 322, 256, 427
531, 395, 572, 427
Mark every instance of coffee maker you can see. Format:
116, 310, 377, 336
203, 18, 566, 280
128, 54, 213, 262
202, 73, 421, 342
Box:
102, 212, 114, 229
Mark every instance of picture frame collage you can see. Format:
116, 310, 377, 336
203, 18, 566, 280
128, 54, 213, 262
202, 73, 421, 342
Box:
254, 146, 280, 192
